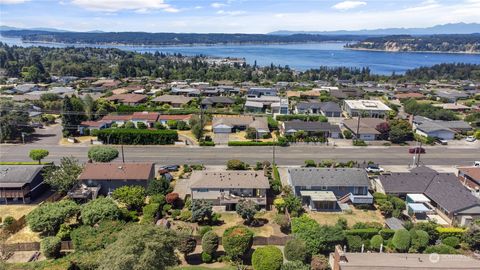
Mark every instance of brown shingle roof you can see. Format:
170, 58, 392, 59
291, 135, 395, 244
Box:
343, 117, 386, 135
158, 114, 192, 121
458, 167, 480, 181
132, 112, 160, 121
78, 163, 154, 181
106, 94, 147, 104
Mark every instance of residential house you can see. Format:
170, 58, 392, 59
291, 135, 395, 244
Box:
378, 166, 480, 226
432, 103, 471, 112
343, 100, 392, 118
212, 115, 269, 137
271, 98, 289, 115
245, 96, 281, 113
170, 87, 200, 97
106, 94, 147, 105
201, 96, 235, 109
151, 95, 194, 108
13, 84, 40, 94
282, 121, 341, 139
458, 167, 480, 198
412, 116, 472, 140
0, 165, 48, 203
246, 87, 278, 97
78, 120, 110, 135
131, 112, 160, 128
435, 89, 469, 102
394, 92, 425, 100
330, 245, 480, 270
287, 168, 373, 211
342, 117, 387, 141
330, 88, 364, 99
157, 114, 192, 125
319, 102, 343, 117
189, 170, 270, 210
71, 163, 155, 199
101, 114, 132, 127
244, 101, 264, 113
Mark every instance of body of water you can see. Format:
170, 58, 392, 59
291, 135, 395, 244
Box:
2, 36, 480, 75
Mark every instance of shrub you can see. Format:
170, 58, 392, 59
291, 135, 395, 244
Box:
276, 114, 327, 122
141, 203, 160, 224
373, 192, 387, 202
201, 252, 213, 263
304, 160, 316, 167
370, 235, 384, 251
149, 194, 166, 206
199, 141, 215, 146
87, 146, 119, 162
442, 236, 460, 248
180, 210, 192, 222
378, 200, 394, 216
198, 226, 212, 237
165, 192, 180, 205
284, 238, 308, 262
392, 229, 411, 252
252, 245, 283, 270
71, 220, 125, 252
222, 225, 254, 259
41, 236, 61, 259
347, 235, 363, 251
236, 199, 259, 225
410, 229, 429, 252
147, 177, 172, 196
353, 139, 367, 146
424, 244, 458, 254
56, 223, 72, 240
343, 130, 353, 139
310, 254, 329, 270
436, 227, 466, 240
2, 216, 15, 233
97, 128, 178, 145
388, 196, 406, 210
336, 218, 348, 230
228, 141, 286, 146
177, 233, 197, 258
273, 197, 286, 213
81, 197, 121, 226
281, 261, 310, 270
27, 200, 79, 235
226, 159, 249, 170
352, 222, 383, 230
202, 231, 219, 256
274, 214, 290, 234
111, 186, 146, 210
191, 199, 213, 223
136, 122, 148, 129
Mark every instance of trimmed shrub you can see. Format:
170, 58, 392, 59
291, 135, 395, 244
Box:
81, 197, 120, 226
228, 141, 287, 146
165, 192, 179, 204
373, 192, 387, 202
2, 216, 15, 233
202, 231, 219, 256
222, 225, 254, 259
424, 244, 458, 254
71, 220, 125, 252
111, 186, 146, 210
198, 226, 212, 237
27, 200, 79, 235
346, 235, 363, 252
274, 214, 290, 234
87, 146, 119, 162
392, 229, 411, 252
284, 238, 308, 262
276, 114, 327, 122
410, 229, 429, 252
97, 128, 178, 145
252, 245, 283, 270
344, 228, 380, 240
436, 227, 466, 240
177, 233, 197, 258
201, 252, 213, 263
304, 160, 316, 167
370, 235, 384, 251
442, 236, 460, 248
41, 236, 61, 259
56, 224, 72, 240
226, 159, 248, 170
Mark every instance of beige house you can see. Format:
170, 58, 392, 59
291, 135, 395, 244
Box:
189, 170, 270, 211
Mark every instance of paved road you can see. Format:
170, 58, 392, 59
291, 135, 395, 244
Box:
1, 143, 479, 166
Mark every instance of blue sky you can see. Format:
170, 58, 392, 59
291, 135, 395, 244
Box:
1, 0, 479, 33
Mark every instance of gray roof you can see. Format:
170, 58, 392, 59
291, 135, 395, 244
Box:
413, 116, 471, 133
0, 165, 44, 188
190, 171, 270, 189
320, 101, 342, 113
296, 101, 322, 110
379, 166, 480, 213
201, 96, 235, 105
385, 217, 405, 230
283, 121, 341, 133
288, 168, 369, 187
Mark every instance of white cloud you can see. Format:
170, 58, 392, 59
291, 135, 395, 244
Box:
332, 1, 367, 10
216, 10, 246, 16
0, 0, 29, 4
211, 2, 227, 9
71, 0, 178, 12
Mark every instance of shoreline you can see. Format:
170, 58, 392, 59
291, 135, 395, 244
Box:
345, 47, 480, 55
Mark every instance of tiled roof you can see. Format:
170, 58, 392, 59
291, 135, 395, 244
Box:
79, 163, 154, 181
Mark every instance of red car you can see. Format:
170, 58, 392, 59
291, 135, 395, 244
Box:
409, 147, 426, 154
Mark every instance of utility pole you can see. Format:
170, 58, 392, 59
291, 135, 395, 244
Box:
272, 137, 276, 165
355, 112, 362, 140
416, 141, 423, 167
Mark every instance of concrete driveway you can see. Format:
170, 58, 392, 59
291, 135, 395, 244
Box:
213, 133, 229, 145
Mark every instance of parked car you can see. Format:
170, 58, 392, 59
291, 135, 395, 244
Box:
466, 136, 477, 142
161, 165, 179, 171
366, 165, 385, 173
436, 138, 448, 145
474, 161, 480, 167
31, 123, 44, 128
409, 147, 426, 154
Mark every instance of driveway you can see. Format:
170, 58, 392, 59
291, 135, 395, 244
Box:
213, 133, 229, 145
27, 123, 62, 145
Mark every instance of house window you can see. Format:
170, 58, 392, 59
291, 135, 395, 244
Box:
219, 189, 224, 192
321, 186, 327, 190
353, 187, 364, 195
197, 189, 208, 192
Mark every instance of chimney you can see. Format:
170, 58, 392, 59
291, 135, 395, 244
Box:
333, 245, 347, 270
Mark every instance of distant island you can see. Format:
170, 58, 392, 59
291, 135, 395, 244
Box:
0, 30, 363, 46
345, 34, 480, 54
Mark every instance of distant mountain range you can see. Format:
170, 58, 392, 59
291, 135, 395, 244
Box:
269, 23, 480, 36
0, 25, 104, 33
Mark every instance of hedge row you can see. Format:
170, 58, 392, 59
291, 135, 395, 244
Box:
199, 141, 215, 146
436, 227, 466, 239
228, 141, 286, 146
276, 114, 328, 122
97, 128, 178, 145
